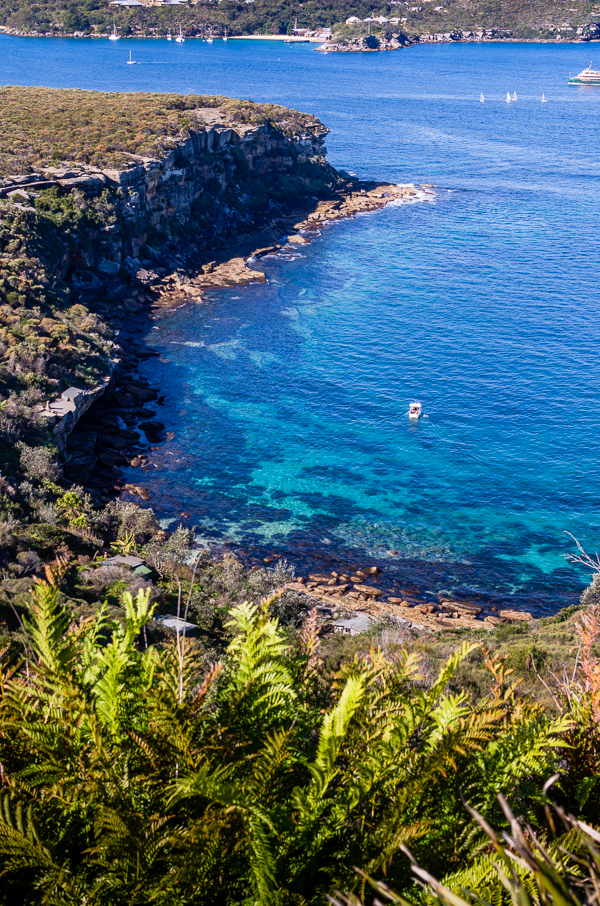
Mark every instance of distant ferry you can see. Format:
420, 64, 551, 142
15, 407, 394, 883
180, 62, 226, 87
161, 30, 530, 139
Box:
569, 63, 600, 84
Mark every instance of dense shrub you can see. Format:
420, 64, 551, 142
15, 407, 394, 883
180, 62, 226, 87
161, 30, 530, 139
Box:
0, 0, 589, 40
0, 578, 597, 905
0, 87, 325, 175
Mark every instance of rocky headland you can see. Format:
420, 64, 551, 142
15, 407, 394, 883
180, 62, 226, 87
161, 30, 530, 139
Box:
0, 86, 455, 636
319, 21, 600, 52
0, 83, 589, 660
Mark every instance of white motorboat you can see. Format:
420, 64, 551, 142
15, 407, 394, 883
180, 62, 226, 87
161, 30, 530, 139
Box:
109, 22, 119, 41
408, 401, 422, 420
175, 26, 185, 43
167, 32, 172, 41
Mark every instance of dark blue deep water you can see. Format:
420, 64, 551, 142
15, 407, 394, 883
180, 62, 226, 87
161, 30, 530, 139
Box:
3, 35, 600, 611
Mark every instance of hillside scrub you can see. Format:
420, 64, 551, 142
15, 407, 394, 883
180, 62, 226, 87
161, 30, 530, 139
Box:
0, 87, 325, 175
0, 571, 598, 904
0, 198, 117, 460
0, 0, 597, 42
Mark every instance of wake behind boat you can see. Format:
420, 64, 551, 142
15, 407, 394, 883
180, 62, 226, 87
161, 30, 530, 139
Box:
569, 62, 600, 84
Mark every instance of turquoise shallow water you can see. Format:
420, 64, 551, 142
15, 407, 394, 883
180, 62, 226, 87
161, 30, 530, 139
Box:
3, 36, 600, 611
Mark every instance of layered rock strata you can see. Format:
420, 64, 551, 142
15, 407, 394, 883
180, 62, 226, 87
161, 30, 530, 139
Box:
0, 113, 334, 270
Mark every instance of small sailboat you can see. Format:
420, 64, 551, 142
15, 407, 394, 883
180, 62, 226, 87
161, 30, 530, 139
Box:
109, 22, 119, 41
480, 92, 484, 102
408, 401, 422, 420
206, 27, 213, 43
506, 92, 511, 102
541, 93, 547, 102
167, 31, 172, 41
175, 25, 185, 43
127, 49, 135, 64
223, 27, 228, 41
512, 91, 517, 101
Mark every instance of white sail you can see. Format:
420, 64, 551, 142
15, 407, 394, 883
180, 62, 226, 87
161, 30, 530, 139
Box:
512, 91, 517, 100
109, 21, 119, 41
480, 92, 484, 102
506, 92, 511, 102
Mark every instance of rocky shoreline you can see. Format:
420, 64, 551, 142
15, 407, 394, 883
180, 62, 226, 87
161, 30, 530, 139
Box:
4, 25, 600, 46
319, 24, 600, 52
57, 176, 547, 635
63, 179, 432, 501
284, 574, 533, 634
0, 86, 572, 636
146, 182, 432, 312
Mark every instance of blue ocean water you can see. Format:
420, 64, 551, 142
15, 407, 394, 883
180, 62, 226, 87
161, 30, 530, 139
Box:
2, 35, 600, 611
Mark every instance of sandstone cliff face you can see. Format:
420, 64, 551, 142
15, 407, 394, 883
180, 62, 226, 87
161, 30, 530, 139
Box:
0, 116, 335, 278
0, 108, 342, 462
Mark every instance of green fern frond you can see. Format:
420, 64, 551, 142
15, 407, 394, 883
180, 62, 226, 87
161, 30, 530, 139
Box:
0, 793, 55, 873
23, 579, 71, 678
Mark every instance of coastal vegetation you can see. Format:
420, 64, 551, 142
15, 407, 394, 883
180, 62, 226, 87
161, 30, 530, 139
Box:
0, 87, 324, 174
0, 85, 334, 478
0, 564, 598, 904
0, 83, 598, 905
0, 197, 117, 446
0, 0, 599, 42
